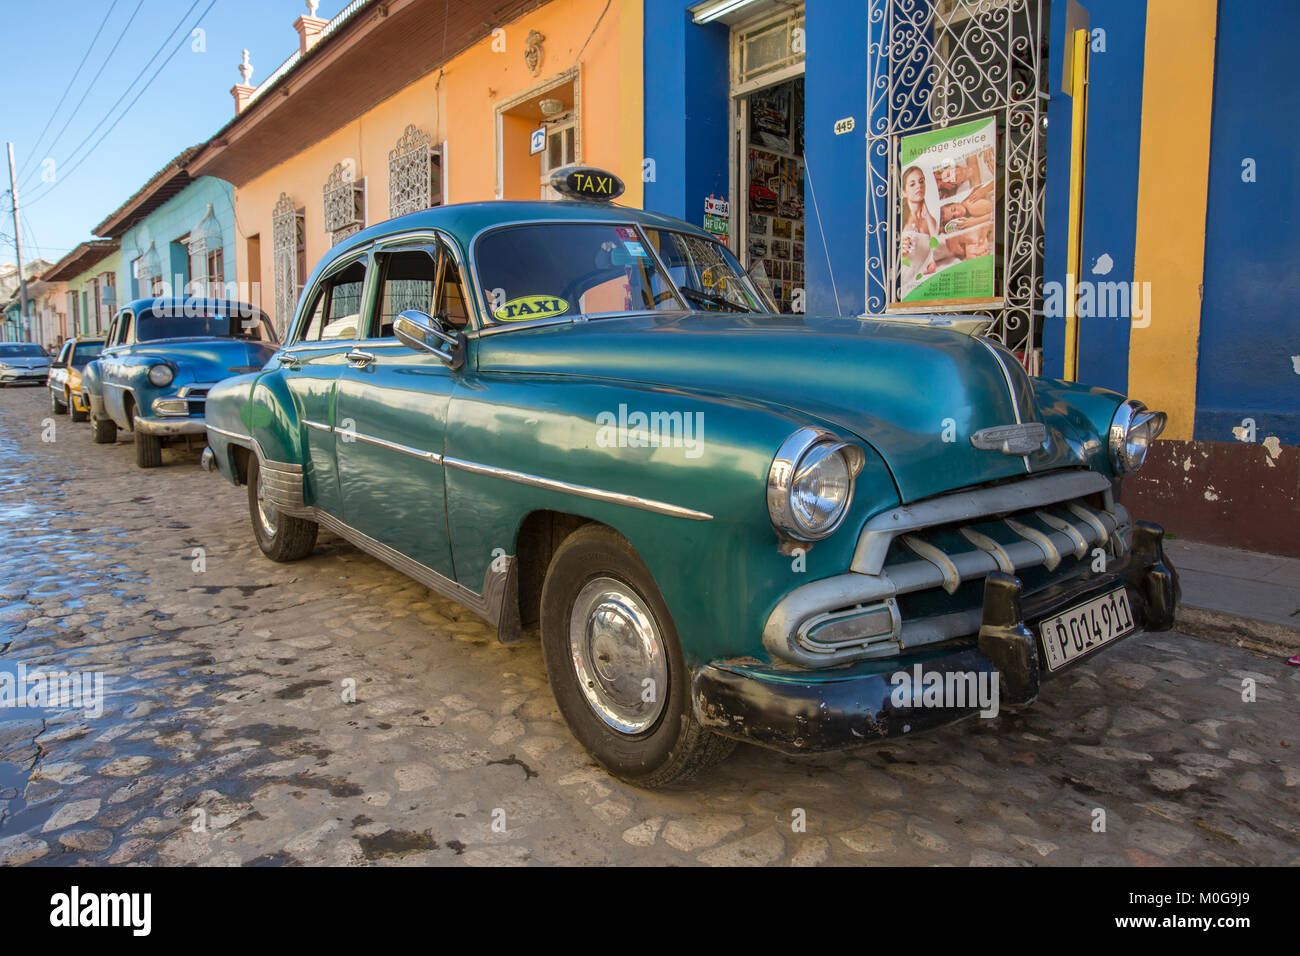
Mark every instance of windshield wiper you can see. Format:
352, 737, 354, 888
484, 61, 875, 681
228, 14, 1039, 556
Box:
678, 286, 752, 313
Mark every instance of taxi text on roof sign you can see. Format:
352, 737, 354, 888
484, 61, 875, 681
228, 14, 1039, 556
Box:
549, 165, 626, 202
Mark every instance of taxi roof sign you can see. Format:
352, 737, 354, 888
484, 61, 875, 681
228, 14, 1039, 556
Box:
549, 165, 626, 202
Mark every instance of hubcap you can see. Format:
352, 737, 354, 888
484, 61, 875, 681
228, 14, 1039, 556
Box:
569, 577, 668, 734
256, 468, 279, 538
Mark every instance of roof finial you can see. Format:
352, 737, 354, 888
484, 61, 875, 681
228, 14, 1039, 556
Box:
238, 49, 253, 85
306, 0, 320, 16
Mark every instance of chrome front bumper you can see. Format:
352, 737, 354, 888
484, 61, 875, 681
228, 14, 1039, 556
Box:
134, 415, 207, 437
764, 471, 1130, 668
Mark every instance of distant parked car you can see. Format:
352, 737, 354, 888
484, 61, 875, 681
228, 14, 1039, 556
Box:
48, 336, 105, 421
82, 298, 277, 468
0, 342, 52, 386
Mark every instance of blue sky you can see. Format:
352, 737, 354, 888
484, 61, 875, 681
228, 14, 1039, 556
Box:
1, 0, 347, 269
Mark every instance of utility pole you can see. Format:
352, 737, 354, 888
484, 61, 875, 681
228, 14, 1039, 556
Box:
7, 142, 30, 343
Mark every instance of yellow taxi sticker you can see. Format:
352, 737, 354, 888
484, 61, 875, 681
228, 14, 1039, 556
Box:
493, 295, 570, 322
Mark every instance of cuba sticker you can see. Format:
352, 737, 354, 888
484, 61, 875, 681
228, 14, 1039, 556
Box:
493, 295, 570, 322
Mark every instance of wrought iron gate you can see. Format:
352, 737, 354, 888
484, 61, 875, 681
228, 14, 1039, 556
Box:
866, 0, 1048, 360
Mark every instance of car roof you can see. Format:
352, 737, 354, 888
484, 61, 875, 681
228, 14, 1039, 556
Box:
322, 199, 714, 270
119, 297, 267, 316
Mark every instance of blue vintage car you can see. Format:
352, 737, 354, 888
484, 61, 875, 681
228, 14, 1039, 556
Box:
201, 167, 1178, 786
83, 298, 278, 468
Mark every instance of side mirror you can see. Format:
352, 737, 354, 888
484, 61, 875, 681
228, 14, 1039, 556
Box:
393, 309, 464, 370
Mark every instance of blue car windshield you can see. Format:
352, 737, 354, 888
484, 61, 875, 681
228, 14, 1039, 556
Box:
0, 344, 46, 357
135, 310, 272, 342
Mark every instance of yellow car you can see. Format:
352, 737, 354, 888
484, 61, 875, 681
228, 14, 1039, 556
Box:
49, 336, 106, 422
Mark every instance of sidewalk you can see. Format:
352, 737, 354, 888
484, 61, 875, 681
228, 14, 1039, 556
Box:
1166, 539, 1300, 657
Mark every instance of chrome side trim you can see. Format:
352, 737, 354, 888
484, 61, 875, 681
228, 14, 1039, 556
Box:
851, 470, 1111, 574
350, 430, 442, 463
311, 508, 511, 626
303, 419, 333, 433
442, 456, 713, 521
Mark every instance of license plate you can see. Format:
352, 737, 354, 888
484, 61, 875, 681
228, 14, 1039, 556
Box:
1038, 587, 1135, 671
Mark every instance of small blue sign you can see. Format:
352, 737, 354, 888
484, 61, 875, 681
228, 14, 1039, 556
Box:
529, 127, 546, 156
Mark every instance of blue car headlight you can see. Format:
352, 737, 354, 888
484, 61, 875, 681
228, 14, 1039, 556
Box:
147, 363, 175, 387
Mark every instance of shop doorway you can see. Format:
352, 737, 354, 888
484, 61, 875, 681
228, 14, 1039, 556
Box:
728, 7, 806, 313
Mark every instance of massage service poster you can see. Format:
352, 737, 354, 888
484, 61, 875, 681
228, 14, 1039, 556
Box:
894, 116, 998, 307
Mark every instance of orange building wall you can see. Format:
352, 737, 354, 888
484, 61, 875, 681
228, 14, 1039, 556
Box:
232, 0, 644, 328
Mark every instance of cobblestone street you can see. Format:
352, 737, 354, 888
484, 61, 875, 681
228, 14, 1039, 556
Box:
0, 386, 1296, 867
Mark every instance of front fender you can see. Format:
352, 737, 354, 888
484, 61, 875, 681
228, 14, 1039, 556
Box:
1033, 378, 1126, 477
204, 368, 306, 483
445, 373, 900, 667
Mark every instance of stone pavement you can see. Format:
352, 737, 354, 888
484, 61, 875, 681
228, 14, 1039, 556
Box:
0, 386, 1297, 866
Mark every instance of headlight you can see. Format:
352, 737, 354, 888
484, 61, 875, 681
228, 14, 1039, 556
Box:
1108, 399, 1167, 476
147, 363, 174, 387
768, 427, 866, 540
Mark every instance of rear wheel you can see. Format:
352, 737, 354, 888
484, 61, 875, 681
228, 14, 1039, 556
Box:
91, 414, 117, 444
248, 455, 318, 561
135, 431, 163, 468
540, 525, 735, 787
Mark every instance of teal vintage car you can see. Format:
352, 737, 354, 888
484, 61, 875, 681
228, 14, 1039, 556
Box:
83, 298, 278, 468
201, 167, 1178, 786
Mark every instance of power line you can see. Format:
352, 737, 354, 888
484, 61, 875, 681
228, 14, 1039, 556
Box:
23, 0, 203, 202
16, 1, 121, 183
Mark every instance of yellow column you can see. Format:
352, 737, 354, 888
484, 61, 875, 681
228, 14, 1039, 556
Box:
1063, 27, 1090, 381
618, 0, 644, 208
1128, 0, 1218, 439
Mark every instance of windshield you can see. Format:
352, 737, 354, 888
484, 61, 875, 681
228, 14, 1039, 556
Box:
70, 343, 104, 367
475, 223, 681, 324
0, 344, 46, 358
642, 228, 768, 313
134, 309, 276, 343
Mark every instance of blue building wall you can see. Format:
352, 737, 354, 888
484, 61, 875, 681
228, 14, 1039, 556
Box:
1041, 0, 1147, 391
642, 4, 729, 233
803, 1, 867, 316
1193, 0, 1300, 446
116, 176, 235, 303
642, 0, 868, 317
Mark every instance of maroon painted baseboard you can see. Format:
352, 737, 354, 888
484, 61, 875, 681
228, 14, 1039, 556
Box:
1121, 439, 1300, 558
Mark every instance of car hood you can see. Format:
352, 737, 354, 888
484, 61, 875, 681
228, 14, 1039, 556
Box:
1, 356, 50, 368
474, 312, 1098, 503
133, 339, 276, 379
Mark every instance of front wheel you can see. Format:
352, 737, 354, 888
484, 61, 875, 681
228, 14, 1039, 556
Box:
135, 431, 163, 468
91, 414, 117, 444
248, 455, 318, 561
70, 395, 88, 423
540, 525, 735, 787
50, 390, 66, 415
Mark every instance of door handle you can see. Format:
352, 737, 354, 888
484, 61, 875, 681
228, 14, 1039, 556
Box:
346, 349, 376, 368
278, 353, 301, 369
